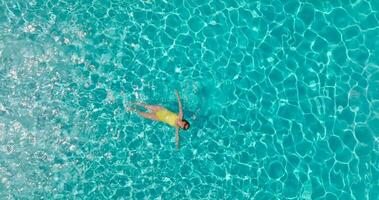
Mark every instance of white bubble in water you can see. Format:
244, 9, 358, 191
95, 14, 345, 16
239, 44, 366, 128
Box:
131, 43, 140, 50
350, 106, 359, 112
134, 91, 141, 99
251, 10, 259, 18
69, 145, 76, 151
77, 30, 86, 38
0, 104, 6, 113
142, 35, 149, 41
49, 14, 56, 24
225, 173, 231, 180
106, 90, 114, 104
104, 152, 113, 160
71, 54, 78, 62
24, 24, 36, 33
1, 177, 7, 183
309, 80, 317, 90
127, 180, 133, 187
63, 38, 70, 44
175, 66, 181, 73
0, 124, 4, 141
29, 0, 36, 6
12, 122, 22, 132
337, 105, 343, 112
1, 178, 9, 188
9, 69, 17, 79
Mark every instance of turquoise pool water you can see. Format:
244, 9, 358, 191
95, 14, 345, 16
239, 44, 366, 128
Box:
0, 0, 379, 199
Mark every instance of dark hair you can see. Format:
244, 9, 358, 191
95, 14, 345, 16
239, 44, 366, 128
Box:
182, 119, 190, 130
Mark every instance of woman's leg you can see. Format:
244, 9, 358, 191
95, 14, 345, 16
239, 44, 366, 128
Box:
133, 102, 165, 112
136, 111, 159, 121
126, 106, 159, 121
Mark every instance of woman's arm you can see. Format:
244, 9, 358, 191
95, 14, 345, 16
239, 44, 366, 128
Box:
175, 128, 180, 149
175, 90, 183, 119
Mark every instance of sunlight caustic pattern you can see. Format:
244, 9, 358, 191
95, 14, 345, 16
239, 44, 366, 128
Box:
0, 0, 378, 199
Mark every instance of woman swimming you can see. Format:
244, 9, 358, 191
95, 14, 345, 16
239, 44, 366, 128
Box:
127, 90, 190, 149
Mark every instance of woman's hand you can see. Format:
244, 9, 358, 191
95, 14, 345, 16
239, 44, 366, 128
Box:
175, 90, 183, 119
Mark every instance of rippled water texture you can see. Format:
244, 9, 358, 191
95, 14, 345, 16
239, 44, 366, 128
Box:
0, 0, 379, 199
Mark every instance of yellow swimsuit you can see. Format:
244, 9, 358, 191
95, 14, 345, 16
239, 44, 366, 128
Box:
155, 109, 179, 128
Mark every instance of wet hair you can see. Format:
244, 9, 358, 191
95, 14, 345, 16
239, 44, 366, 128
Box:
182, 119, 190, 130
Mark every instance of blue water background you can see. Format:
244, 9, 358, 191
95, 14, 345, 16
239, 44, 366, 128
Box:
0, 0, 379, 199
